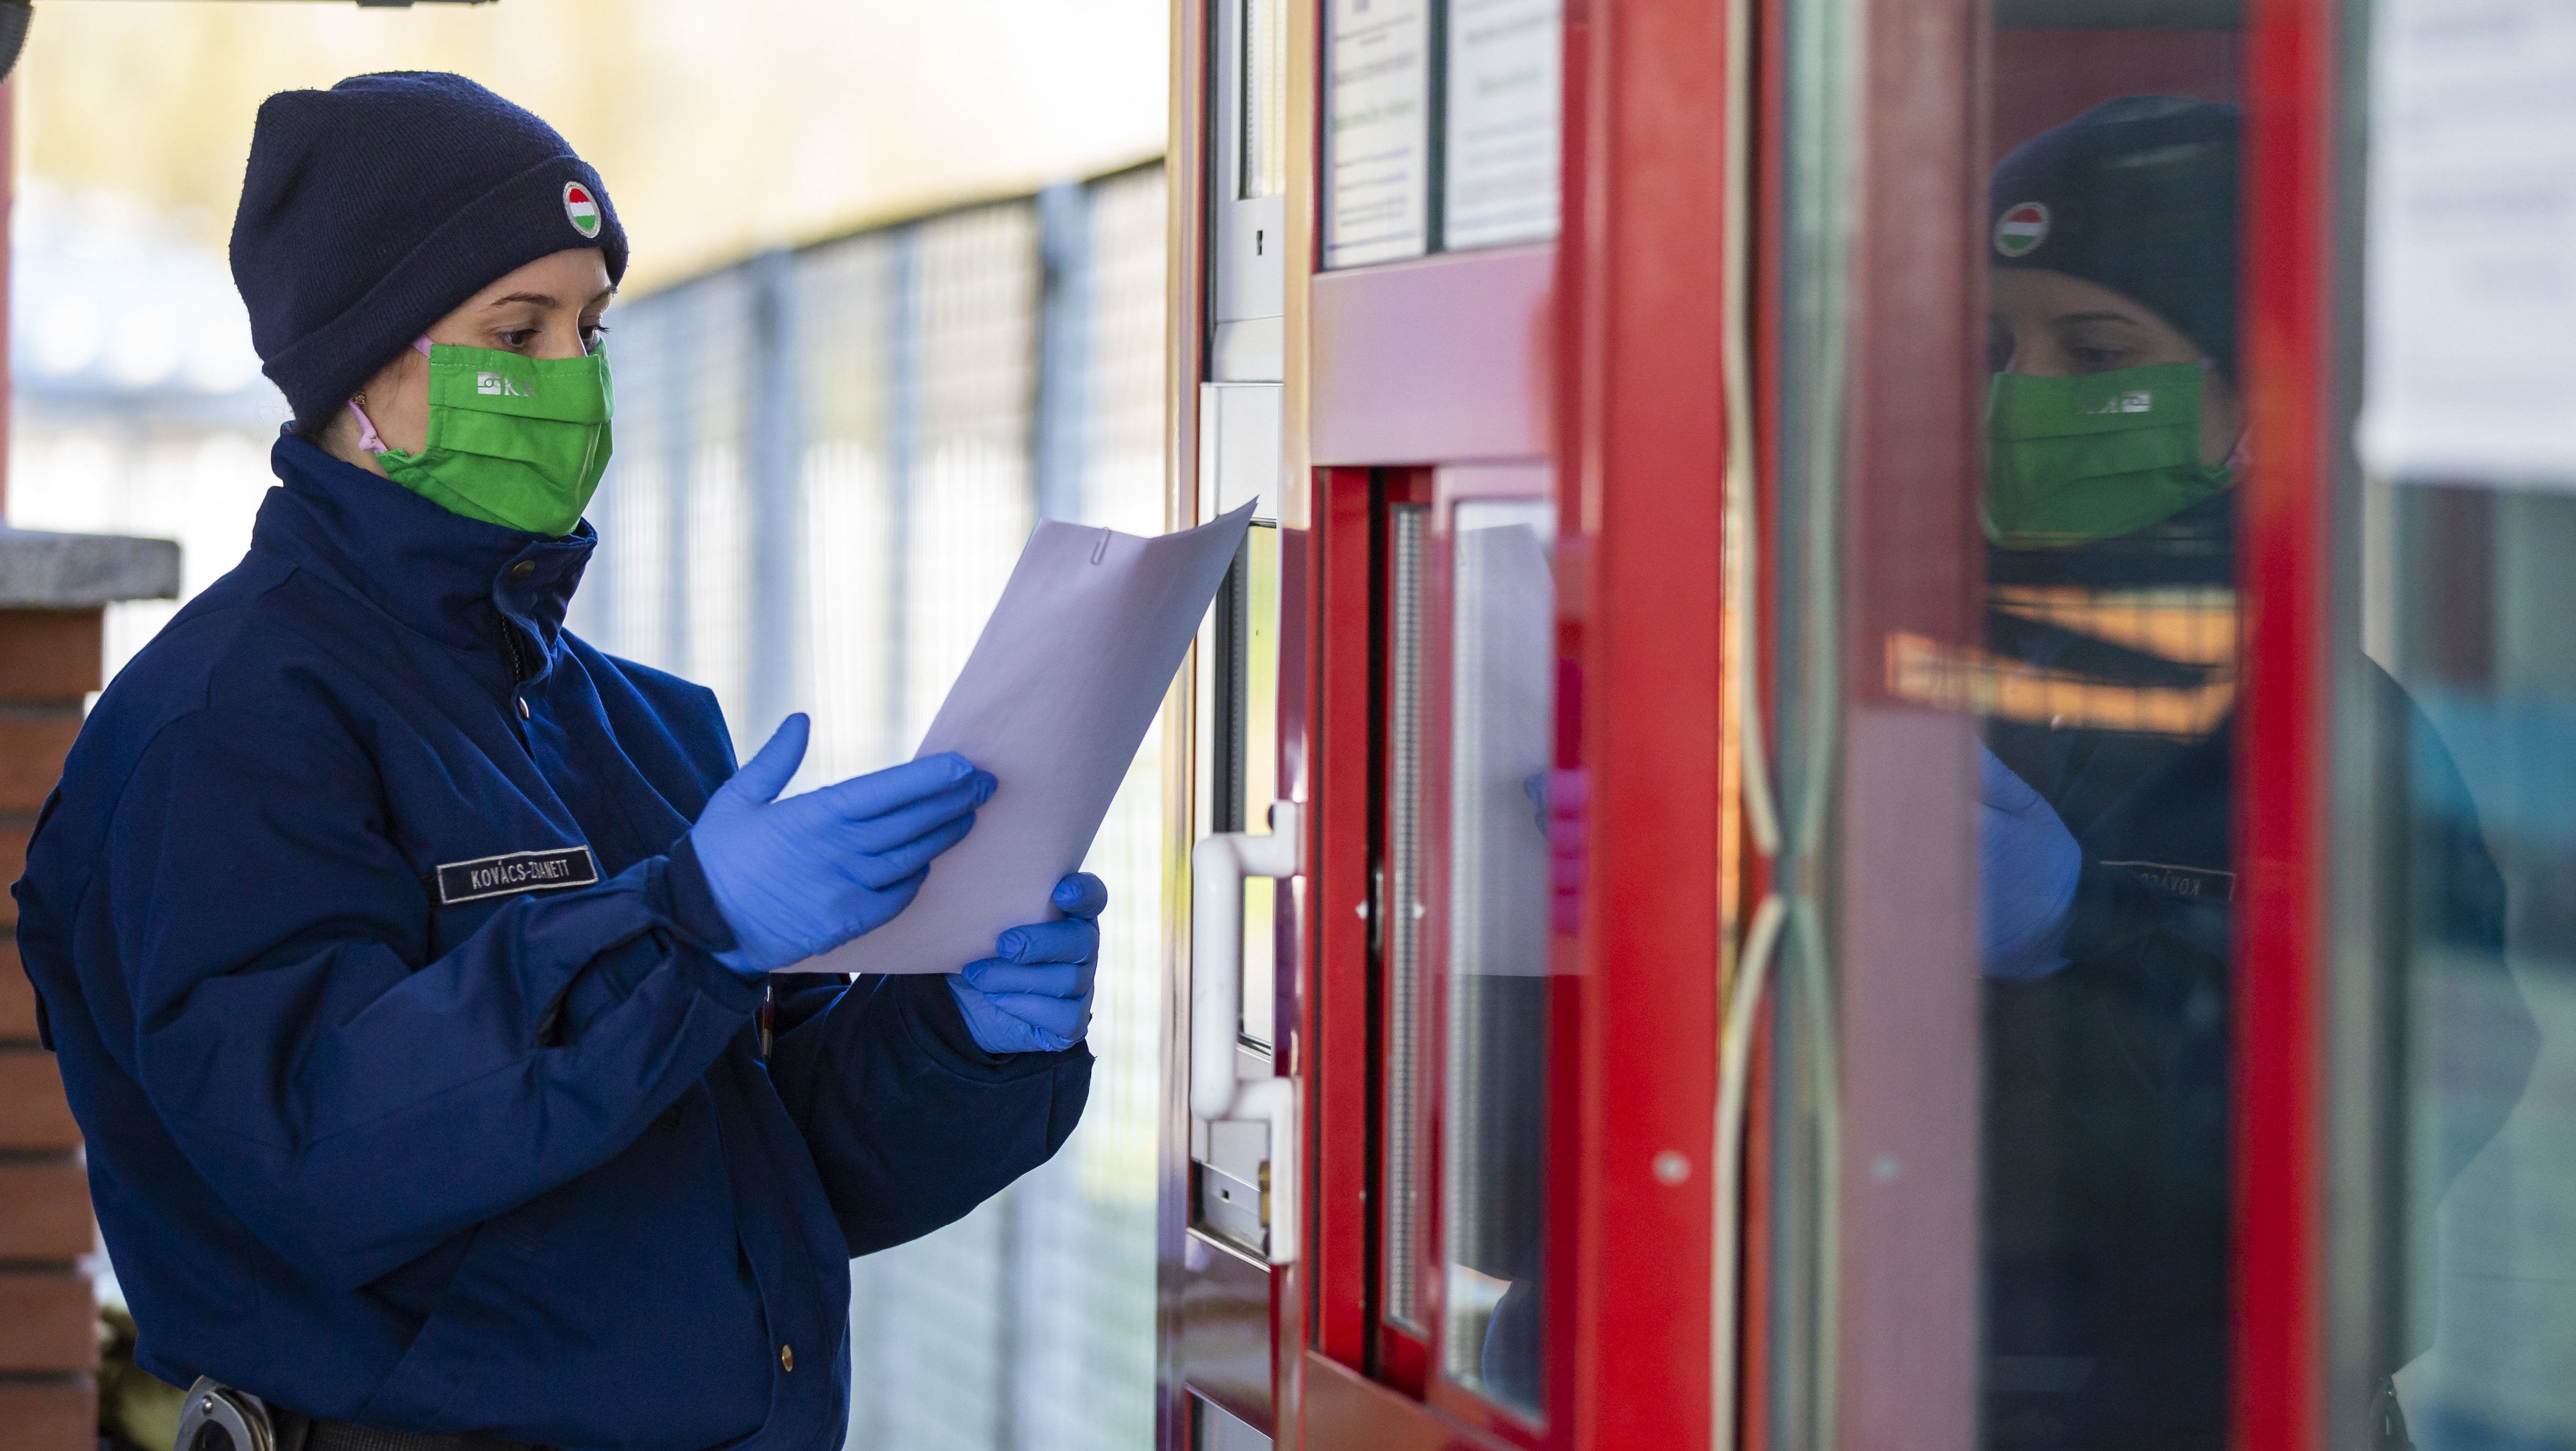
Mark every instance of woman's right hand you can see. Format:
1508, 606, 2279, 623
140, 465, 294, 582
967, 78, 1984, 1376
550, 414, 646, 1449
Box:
1979, 740, 2081, 980
689, 713, 995, 977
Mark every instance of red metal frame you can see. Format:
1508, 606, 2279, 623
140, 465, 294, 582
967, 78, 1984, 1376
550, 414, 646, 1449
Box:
1554, 0, 1729, 1446
1310, 465, 1376, 1376
1311, 473, 1566, 1451
1308, 466, 1533, 1451
2234, 0, 2336, 1445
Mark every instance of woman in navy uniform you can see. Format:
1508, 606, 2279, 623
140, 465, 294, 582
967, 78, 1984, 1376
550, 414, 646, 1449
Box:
1972, 97, 2533, 1450
13, 74, 1102, 1451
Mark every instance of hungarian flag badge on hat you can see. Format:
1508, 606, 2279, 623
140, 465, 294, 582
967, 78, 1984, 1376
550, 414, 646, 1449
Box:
563, 181, 603, 239
1994, 202, 2049, 258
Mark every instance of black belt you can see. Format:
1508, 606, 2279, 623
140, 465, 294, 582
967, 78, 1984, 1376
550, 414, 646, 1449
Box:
274, 1408, 542, 1451
178, 1379, 543, 1451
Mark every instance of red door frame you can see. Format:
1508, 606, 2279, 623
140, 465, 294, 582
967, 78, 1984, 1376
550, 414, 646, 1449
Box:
1290, 0, 1733, 1446
2235, 0, 2336, 1444
1552, 0, 1731, 1446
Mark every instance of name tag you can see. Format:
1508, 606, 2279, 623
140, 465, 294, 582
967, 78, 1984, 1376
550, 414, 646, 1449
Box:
2102, 860, 2237, 902
435, 847, 601, 905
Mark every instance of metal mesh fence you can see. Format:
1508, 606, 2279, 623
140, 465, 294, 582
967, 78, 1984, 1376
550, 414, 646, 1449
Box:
1002, 163, 1170, 1451
573, 161, 1167, 1451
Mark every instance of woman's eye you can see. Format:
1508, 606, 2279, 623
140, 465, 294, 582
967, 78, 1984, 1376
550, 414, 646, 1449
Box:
2071, 347, 2127, 372
581, 323, 611, 354
498, 328, 540, 351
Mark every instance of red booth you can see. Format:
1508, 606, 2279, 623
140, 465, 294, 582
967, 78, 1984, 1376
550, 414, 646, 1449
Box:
1157, 1, 2571, 1448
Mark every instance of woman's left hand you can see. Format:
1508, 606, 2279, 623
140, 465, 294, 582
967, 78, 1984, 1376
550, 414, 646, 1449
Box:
946, 873, 1107, 1054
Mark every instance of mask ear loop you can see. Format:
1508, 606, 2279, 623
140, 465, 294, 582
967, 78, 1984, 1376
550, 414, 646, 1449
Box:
346, 337, 438, 455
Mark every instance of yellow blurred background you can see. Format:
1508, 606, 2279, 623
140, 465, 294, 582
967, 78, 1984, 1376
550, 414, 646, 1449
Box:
16, 0, 1167, 290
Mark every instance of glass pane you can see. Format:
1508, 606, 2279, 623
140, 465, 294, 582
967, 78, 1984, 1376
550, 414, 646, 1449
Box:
1210, 521, 1284, 1050
1436, 497, 1554, 1414
1242, 523, 1283, 1047
2358, 7, 2573, 1445
1974, 21, 2245, 1448
1242, 0, 1291, 200
2360, 485, 2558, 1450
1775, 0, 2260, 1438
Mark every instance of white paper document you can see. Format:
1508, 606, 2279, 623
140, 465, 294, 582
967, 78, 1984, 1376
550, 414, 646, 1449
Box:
2359, 0, 2576, 486
800, 501, 1258, 974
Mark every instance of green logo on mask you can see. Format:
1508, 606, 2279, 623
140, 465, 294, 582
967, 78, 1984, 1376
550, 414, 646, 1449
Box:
375, 343, 614, 537
1983, 362, 2230, 550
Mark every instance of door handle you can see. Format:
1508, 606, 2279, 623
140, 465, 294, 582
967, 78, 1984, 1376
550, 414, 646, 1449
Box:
1190, 799, 1302, 1265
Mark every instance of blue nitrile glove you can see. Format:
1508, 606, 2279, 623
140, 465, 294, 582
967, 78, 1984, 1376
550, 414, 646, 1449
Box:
691, 713, 995, 977
947, 873, 1108, 1054
1980, 741, 2082, 979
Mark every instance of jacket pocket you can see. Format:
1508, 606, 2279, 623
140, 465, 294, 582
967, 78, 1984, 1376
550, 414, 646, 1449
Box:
353, 1222, 521, 1434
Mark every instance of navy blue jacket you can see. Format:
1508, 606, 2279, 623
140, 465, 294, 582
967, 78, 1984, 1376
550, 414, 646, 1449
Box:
12, 435, 1091, 1451
1978, 499, 2535, 1451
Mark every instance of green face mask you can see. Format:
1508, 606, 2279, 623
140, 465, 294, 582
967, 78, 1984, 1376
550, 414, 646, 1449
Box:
1983, 362, 2231, 550
365, 342, 615, 537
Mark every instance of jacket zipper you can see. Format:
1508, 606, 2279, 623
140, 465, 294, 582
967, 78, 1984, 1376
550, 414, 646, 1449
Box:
500, 622, 528, 683
498, 623, 534, 727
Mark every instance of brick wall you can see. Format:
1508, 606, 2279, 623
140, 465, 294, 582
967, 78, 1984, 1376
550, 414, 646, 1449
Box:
0, 606, 101, 1448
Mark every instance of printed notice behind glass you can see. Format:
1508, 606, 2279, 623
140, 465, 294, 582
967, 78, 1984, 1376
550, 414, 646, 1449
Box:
2360, 0, 2576, 487
1445, 0, 1562, 249
1325, 0, 1432, 268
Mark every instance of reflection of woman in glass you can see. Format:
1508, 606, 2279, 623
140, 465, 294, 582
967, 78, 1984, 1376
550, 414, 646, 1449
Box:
1970, 97, 2531, 1450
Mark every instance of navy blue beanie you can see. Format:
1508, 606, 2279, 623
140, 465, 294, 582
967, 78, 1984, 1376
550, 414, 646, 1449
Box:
230, 71, 629, 429
1989, 96, 2239, 375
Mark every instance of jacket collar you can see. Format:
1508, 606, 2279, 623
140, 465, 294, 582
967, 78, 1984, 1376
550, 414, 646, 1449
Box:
255, 431, 596, 658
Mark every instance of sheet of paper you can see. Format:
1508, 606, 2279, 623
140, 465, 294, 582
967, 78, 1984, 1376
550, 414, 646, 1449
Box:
1324, 0, 1433, 269
1443, 0, 1563, 250
2359, 0, 2576, 487
798, 501, 1257, 974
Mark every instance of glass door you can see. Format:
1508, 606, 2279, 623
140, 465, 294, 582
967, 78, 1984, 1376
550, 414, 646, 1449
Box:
1300, 0, 1731, 1444
1372, 467, 1559, 1431
2336, 1, 2573, 1447
1177, 0, 1737, 1445
1737, 1, 2286, 1448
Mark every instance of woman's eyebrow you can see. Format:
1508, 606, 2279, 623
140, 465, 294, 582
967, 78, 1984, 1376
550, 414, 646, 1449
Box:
481, 285, 616, 313
2052, 310, 2143, 327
